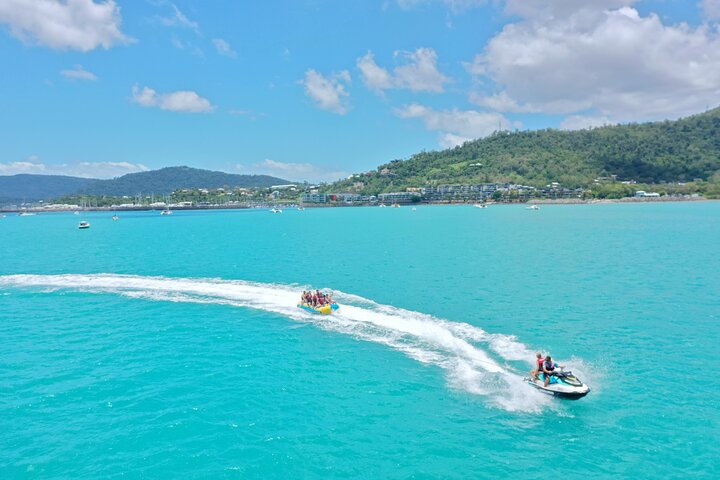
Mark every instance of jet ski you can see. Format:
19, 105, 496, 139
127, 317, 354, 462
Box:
525, 368, 590, 399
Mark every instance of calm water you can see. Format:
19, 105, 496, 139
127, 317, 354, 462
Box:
1, 204, 718, 478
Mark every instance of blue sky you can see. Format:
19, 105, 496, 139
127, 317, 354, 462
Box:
1, 0, 719, 182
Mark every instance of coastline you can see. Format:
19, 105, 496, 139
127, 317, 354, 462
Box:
1, 195, 713, 213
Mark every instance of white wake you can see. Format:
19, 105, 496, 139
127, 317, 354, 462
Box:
0, 274, 566, 412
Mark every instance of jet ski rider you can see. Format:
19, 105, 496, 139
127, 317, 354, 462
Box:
542, 355, 564, 387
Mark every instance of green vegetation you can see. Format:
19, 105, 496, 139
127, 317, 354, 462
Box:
327, 107, 720, 197
79, 166, 288, 196
0, 174, 98, 204
0, 166, 290, 204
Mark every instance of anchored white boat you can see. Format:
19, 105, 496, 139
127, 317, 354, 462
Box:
270, 207, 283, 213
18, 212, 36, 216
473, 204, 488, 209
526, 204, 540, 210
160, 209, 172, 215
78, 221, 91, 229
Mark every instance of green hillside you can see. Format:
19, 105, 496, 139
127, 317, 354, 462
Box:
328, 107, 720, 194
0, 166, 292, 205
80, 166, 289, 196
0, 174, 99, 204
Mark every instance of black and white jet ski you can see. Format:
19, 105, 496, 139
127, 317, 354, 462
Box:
525, 368, 590, 399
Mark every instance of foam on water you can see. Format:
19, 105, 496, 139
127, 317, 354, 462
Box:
0, 273, 567, 413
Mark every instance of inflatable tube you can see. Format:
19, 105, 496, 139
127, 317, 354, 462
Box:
298, 303, 334, 315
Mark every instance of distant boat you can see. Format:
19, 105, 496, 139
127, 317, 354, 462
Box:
73, 211, 80, 215
473, 204, 488, 209
379, 203, 387, 208
412, 207, 417, 211
112, 214, 119, 221
78, 221, 90, 229
270, 207, 283, 213
526, 205, 540, 210
18, 212, 36, 216
391, 203, 401, 208
297, 206, 305, 211
160, 209, 172, 215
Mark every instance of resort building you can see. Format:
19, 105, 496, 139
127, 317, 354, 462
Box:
302, 193, 327, 204
378, 192, 421, 204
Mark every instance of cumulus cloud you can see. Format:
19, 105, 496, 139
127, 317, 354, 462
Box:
131, 85, 215, 113
504, 0, 637, 20
357, 48, 449, 94
559, 115, 615, 131
467, 2, 720, 124
238, 159, 349, 183
60, 64, 97, 81
395, 103, 514, 147
212, 38, 236, 58
701, 0, 720, 20
0, 158, 149, 178
301, 69, 351, 114
0, 0, 131, 51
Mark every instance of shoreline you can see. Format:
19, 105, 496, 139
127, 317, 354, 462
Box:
1, 195, 714, 213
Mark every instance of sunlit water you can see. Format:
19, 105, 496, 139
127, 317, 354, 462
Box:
1, 204, 718, 478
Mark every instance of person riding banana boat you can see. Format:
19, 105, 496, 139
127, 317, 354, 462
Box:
298, 290, 338, 315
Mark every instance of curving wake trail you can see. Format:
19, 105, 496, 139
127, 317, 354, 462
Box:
0, 273, 564, 412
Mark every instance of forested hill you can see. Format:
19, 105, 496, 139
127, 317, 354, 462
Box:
329, 107, 720, 193
0, 166, 291, 204
80, 167, 289, 196
0, 174, 99, 204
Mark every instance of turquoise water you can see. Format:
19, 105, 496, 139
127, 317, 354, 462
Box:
1, 204, 718, 478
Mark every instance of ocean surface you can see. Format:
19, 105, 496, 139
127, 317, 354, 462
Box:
1, 203, 718, 479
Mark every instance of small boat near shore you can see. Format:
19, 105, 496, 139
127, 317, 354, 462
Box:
78, 221, 91, 229
526, 204, 540, 210
270, 207, 283, 213
474, 204, 488, 209
18, 212, 36, 216
160, 209, 172, 215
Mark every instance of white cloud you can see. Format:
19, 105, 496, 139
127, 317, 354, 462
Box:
395, 103, 513, 147
212, 38, 236, 58
357, 48, 449, 94
467, 4, 720, 124
701, 0, 720, 20
0, 158, 149, 178
238, 159, 349, 183
504, 0, 636, 20
0, 0, 131, 51
156, 2, 198, 32
60, 64, 97, 81
301, 69, 351, 115
559, 115, 615, 131
131, 85, 215, 113
357, 52, 394, 94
